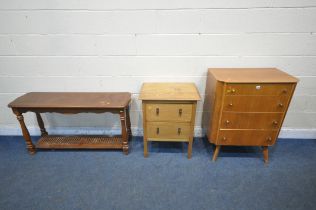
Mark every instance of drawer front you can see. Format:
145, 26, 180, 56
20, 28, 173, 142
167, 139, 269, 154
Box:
225, 83, 293, 96
220, 112, 283, 129
146, 103, 192, 122
146, 122, 191, 140
223, 95, 289, 112
218, 130, 278, 146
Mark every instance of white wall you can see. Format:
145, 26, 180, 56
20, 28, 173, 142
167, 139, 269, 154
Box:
0, 0, 316, 138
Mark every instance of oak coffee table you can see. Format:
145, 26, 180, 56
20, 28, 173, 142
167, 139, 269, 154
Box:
8, 92, 132, 155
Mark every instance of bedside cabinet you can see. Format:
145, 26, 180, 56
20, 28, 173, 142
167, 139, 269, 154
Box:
139, 83, 201, 158
202, 68, 298, 163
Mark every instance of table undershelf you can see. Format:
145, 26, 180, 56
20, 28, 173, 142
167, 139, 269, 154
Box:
36, 135, 123, 149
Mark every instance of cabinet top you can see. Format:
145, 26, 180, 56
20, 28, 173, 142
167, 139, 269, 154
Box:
208, 68, 298, 83
139, 83, 201, 101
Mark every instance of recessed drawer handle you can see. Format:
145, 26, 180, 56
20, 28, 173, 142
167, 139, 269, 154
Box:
156, 127, 159, 134
179, 109, 182, 116
156, 108, 159, 115
178, 128, 181, 135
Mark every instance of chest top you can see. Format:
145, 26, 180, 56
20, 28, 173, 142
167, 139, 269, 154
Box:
209, 68, 298, 83
139, 83, 201, 101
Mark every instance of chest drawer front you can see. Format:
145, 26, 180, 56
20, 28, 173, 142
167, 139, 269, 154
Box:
220, 112, 283, 129
146, 122, 191, 140
146, 103, 192, 122
218, 130, 278, 146
223, 95, 288, 112
225, 83, 293, 96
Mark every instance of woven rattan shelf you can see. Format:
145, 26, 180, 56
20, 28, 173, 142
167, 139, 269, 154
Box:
36, 135, 123, 149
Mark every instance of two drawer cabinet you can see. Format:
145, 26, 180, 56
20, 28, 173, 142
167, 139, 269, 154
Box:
202, 68, 298, 163
140, 83, 201, 158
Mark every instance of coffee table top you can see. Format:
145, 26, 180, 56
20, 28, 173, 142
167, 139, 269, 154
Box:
8, 92, 131, 109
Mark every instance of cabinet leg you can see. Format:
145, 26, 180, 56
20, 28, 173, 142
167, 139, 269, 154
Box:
36, 113, 48, 136
188, 138, 193, 159
13, 110, 36, 155
144, 139, 148, 158
263, 146, 269, 164
212, 145, 221, 162
120, 110, 128, 155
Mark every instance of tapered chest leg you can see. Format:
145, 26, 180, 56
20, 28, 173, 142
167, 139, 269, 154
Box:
212, 145, 221, 162
120, 109, 129, 155
13, 110, 36, 155
263, 146, 269, 164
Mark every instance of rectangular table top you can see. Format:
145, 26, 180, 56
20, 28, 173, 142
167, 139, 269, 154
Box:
8, 92, 131, 109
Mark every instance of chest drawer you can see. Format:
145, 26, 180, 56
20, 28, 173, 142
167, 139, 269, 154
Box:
218, 130, 278, 146
146, 103, 192, 122
146, 122, 191, 140
223, 95, 288, 112
220, 112, 283, 129
225, 83, 293, 96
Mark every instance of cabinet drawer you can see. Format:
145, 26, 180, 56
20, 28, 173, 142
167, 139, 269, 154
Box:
220, 112, 283, 129
146, 103, 192, 122
225, 83, 293, 96
223, 95, 289, 112
218, 130, 278, 146
146, 122, 191, 140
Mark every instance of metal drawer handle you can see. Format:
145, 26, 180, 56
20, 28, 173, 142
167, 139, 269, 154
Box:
179, 109, 182, 116
156, 127, 159, 134
156, 108, 159, 115
266, 137, 272, 143
227, 88, 236, 93
178, 128, 181, 135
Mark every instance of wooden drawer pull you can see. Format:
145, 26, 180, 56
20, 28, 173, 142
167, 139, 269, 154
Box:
278, 103, 284, 107
229, 103, 233, 107
225, 120, 230, 125
222, 137, 227, 141
272, 121, 278, 125
178, 128, 181, 135
282, 89, 288, 94
156, 108, 159, 115
156, 127, 159, 134
179, 108, 182, 116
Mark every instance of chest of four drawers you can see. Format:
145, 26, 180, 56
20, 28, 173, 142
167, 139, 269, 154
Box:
203, 68, 298, 163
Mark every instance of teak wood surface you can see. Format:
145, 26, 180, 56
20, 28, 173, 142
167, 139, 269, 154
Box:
140, 83, 200, 159
8, 92, 132, 155
203, 68, 298, 163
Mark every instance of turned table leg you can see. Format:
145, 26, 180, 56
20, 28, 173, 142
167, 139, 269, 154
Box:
36, 113, 48, 136
212, 145, 221, 162
126, 106, 132, 139
13, 110, 36, 155
263, 146, 269, 164
120, 109, 129, 155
